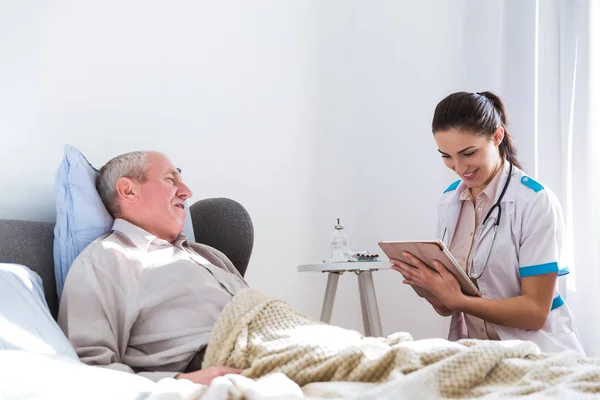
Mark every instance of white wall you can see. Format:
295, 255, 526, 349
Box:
0, 1, 533, 340
307, 0, 539, 337
0, 0, 324, 326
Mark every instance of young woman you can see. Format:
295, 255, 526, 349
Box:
391, 91, 583, 354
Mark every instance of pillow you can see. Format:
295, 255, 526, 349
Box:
53, 145, 195, 298
0, 263, 78, 359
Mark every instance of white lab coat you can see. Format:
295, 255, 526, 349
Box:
437, 161, 584, 354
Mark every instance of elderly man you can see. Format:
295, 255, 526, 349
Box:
58, 151, 244, 384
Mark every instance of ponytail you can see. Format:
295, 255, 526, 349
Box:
477, 92, 522, 170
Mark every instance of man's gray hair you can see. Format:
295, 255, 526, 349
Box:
96, 151, 149, 217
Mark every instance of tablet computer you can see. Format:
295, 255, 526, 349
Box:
378, 240, 481, 298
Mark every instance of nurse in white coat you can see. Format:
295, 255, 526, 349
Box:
391, 91, 583, 354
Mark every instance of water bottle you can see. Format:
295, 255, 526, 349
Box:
330, 218, 348, 262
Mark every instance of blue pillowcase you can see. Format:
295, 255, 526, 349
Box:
53, 145, 195, 298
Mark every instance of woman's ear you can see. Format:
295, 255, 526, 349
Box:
493, 127, 505, 147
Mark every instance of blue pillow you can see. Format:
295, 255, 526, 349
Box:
53, 145, 195, 298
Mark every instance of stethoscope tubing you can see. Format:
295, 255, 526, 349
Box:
445, 162, 514, 279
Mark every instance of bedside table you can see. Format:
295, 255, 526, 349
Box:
297, 261, 390, 337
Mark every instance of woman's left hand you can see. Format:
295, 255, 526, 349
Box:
391, 252, 465, 310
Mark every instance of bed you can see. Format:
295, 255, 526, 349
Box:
2, 203, 600, 399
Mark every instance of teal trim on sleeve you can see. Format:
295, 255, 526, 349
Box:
520, 176, 544, 192
443, 180, 461, 193
551, 294, 565, 311
519, 262, 559, 277
558, 266, 570, 277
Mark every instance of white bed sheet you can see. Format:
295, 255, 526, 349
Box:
0, 350, 385, 400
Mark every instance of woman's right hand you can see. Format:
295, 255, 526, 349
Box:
392, 258, 453, 317
426, 296, 453, 317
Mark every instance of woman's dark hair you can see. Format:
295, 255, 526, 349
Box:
431, 91, 521, 169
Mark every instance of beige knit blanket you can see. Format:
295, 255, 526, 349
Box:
203, 289, 600, 398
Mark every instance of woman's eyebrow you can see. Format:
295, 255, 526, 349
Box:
438, 146, 476, 156
457, 146, 476, 154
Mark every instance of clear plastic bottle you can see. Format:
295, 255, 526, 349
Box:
330, 218, 348, 262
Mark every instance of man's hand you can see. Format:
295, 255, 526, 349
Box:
175, 366, 243, 385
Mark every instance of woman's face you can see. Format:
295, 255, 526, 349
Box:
434, 128, 504, 190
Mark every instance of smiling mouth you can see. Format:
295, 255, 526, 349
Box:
174, 204, 184, 210
463, 169, 478, 179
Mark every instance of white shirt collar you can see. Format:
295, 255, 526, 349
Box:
112, 219, 188, 252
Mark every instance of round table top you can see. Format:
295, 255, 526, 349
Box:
297, 261, 390, 272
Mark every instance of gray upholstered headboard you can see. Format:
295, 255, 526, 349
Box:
0, 197, 253, 320
0, 220, 57, 317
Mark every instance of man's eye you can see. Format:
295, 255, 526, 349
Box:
167, 178, 175, 183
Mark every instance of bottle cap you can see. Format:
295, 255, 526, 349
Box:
334, 218, 344, 230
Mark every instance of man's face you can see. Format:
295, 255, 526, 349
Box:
134, 152, 193, 242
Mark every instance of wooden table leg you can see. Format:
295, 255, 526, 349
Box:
320, 272, 340, 323
358, 273, 372, 336
357, 270, 383, 337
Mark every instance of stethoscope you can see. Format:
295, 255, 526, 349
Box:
443, 162, 514, 279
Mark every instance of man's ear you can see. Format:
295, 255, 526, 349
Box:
493, 127, 505, 147
115, 177, 140, 206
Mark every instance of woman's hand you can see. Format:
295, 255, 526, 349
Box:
425, 296, 453, 317
390, 251, 465, 310
394, 270, 452, 316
